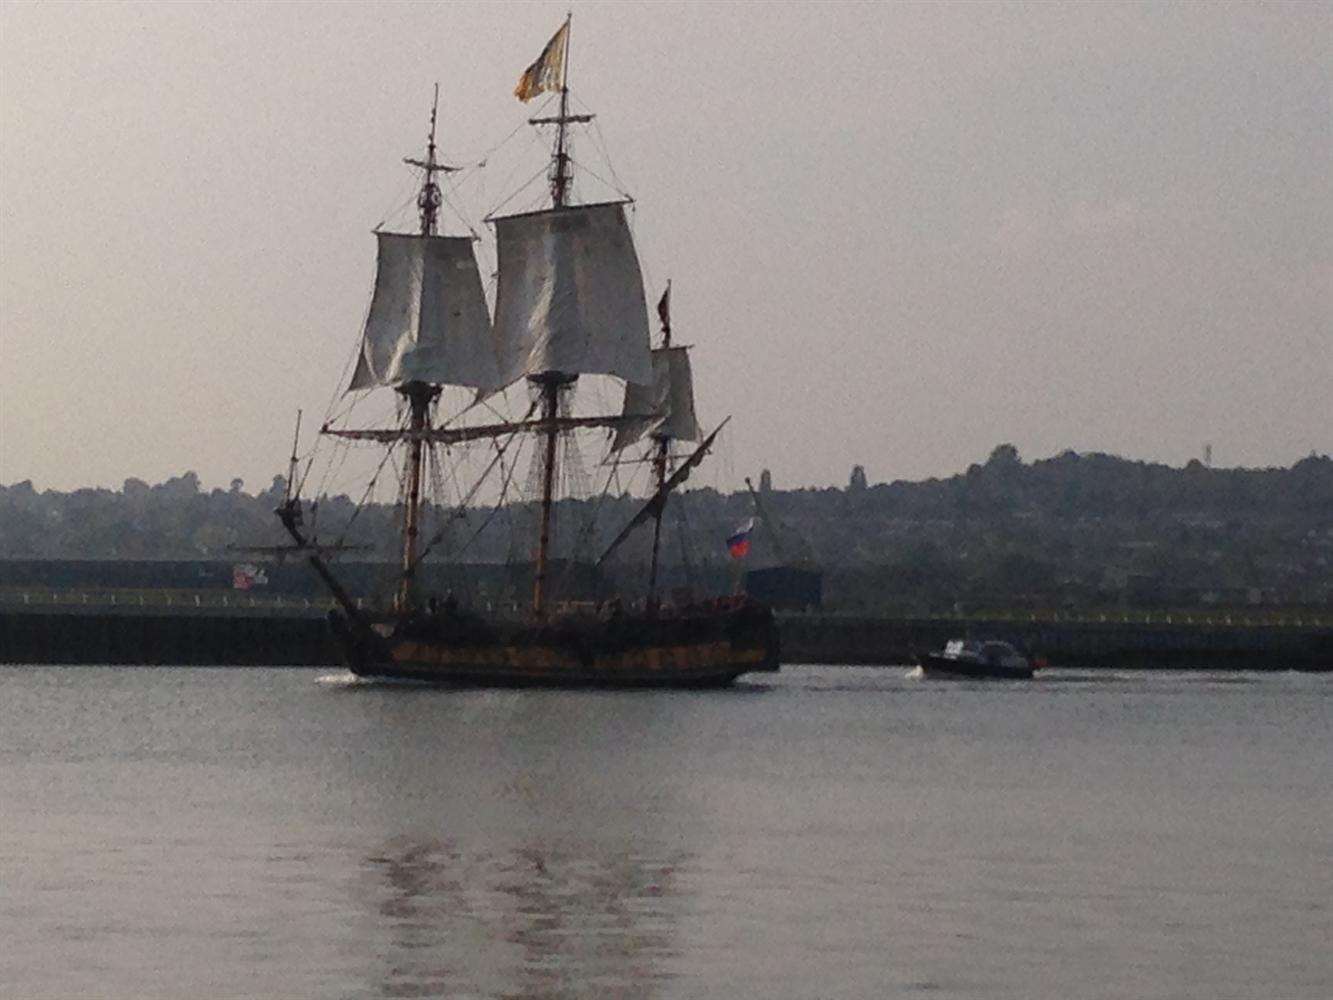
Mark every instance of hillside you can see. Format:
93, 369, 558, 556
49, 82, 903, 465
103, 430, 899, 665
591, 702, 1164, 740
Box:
3, 447, 1329, 612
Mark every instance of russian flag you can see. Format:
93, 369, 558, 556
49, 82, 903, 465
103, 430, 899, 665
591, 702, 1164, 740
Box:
726, 518, 754, 560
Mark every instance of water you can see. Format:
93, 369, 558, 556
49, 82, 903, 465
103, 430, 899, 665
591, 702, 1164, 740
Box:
1, 665, 1329, 999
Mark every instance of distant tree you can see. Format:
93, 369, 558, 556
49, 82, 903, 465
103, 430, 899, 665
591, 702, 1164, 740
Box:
759, 469, 773, 493
157, 471, 200, 499
849, 465, 868, 492
260, 475, 287, 503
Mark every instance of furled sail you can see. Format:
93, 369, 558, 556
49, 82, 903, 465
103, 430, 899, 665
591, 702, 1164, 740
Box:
492, 202, 653, 387
348, 233, 500, 392
611, 346, 701, 452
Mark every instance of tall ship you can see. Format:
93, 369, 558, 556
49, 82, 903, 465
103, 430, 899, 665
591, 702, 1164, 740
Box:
276, 19, 779, 686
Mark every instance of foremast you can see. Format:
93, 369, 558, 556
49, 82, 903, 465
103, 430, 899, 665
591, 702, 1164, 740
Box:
397, 84, 455, 612
308, 85, 493, 617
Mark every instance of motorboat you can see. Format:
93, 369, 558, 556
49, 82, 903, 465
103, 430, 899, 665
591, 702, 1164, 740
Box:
918, 639, 1037, 680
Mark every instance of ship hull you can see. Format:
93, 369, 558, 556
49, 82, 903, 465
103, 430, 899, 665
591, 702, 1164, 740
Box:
330, 600, 780, 688
918, 652, 1034, 680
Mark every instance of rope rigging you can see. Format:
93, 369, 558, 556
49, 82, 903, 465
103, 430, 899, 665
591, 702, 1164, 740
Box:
288, 65, 695, 609
406, 412, 529, 570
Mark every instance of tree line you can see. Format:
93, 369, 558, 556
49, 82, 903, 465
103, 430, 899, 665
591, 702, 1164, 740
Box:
2, 447, 1329, 612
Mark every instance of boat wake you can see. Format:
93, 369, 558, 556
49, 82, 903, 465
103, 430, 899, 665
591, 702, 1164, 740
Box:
316, 670, 446, 689
316, 670, 364, 686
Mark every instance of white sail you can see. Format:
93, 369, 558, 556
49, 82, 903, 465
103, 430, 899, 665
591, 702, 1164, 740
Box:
611, 346, 701, 452
492, 202, 653, 387
348, 233, 500, 392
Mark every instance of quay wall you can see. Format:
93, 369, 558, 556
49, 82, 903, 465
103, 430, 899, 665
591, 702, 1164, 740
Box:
0, 604, 1330, 670
0, 605, 335, 667
777, 615, 1333, 671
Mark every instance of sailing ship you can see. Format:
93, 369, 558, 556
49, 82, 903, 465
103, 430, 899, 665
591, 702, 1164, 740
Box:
276, 19, 779, 687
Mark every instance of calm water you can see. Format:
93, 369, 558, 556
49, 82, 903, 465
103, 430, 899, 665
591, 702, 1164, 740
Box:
1, 665, 1329, 999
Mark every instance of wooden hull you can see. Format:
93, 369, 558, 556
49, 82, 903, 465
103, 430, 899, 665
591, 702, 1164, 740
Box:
918, 652, 1034, 680
330, 601, 780, 688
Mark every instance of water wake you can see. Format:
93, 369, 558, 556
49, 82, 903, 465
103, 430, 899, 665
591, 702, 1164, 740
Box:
315, 670, 368, 686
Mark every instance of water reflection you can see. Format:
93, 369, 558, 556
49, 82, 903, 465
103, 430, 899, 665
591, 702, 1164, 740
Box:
333, 687, 707, 997
359, 836, 684, 999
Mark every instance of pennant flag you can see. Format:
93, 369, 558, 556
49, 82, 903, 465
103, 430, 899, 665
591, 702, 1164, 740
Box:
657, 282, 671, 332
514, 20, 569, 102
726, 518, 754, 560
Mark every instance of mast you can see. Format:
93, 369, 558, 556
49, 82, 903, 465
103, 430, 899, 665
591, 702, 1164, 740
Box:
283, 409, 302, 507
646, 280, 672, 609
531, 370, 570, 616
596, 418, 731, 570
509, 16, 645, 616
531, 15, 576, 617
744, 476, 792, 566
548, 14, 575, 209
274, 411, 364, 623
396, 86, 450, 612
404, 83, 454, 234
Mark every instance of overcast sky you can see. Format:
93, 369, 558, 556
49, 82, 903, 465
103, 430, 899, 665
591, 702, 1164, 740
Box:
2, 1, 1329, 494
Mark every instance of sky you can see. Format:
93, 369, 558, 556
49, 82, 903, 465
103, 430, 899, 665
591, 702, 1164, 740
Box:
1, 1, 1329, 494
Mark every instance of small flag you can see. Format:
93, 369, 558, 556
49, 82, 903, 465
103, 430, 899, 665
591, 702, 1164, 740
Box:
726, 518, 754, 560
232, 563, 268, 590
657, 282, 671, 332
514, 20, 569, 103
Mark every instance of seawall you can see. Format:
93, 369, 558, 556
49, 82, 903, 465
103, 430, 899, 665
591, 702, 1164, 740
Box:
1, 605, 1329, 670
0, 605, 335, 667
778, 614, 1333, 671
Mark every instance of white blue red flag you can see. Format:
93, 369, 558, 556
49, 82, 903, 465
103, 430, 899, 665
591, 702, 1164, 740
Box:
232, 563, 269, 590
726, 518, 754, 560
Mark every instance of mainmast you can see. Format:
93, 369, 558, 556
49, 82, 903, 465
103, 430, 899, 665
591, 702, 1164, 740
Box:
530, 15, 581, 617
396, 85, 454, 612
507, 15, 649, 617
523, 15, 591, 211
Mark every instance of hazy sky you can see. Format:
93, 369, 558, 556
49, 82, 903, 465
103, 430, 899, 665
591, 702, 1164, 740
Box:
2, 1, 1329, 494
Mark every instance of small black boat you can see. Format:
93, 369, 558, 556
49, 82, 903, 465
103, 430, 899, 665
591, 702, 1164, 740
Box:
918, 639, 1037, 680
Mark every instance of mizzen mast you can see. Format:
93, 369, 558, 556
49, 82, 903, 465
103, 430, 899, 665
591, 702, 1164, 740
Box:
646, 281, 673, 609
